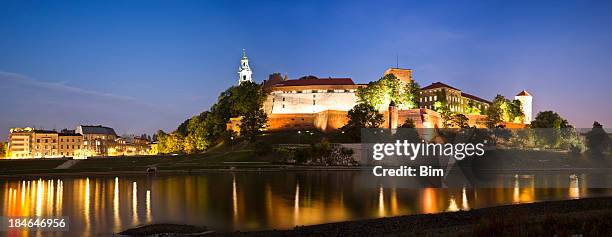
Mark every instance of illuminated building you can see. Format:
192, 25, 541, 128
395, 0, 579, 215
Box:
419, 82, 491, 113
76, 125, 117, 156
515, 90, 533, 124
227, 50, 532, 132
8, 128, 85, 158
58, 132, 83, 157
7, 127, 33, 158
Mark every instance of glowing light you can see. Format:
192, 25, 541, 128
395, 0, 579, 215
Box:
132, 181, 138, 225
146, 190, 152, 223
447, 195, 459, 212
569, 174, 580, 199
378, 185, 386, 216
294, 182, 300, 224
113, 177, 121, 233
461, 187, 470, 210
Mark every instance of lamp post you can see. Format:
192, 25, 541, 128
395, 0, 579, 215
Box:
297, 131, 301, 144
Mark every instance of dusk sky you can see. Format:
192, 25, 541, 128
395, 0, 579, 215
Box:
1, 0, 611, 140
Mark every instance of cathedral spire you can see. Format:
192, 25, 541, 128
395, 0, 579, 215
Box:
238, 49, 253, 85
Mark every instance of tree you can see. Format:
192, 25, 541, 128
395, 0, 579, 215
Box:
485, 95, 525, 127
586, 121, 609, 157
529, 111, 573, 148
485, 95, 506, 128
449, 114, 470, 128
356, 74, 420, 110
396, 118, 421, 142
239, 109, 268, 142
341, 103, 384, 140
464, 100, 481, 115
404, 81, 421, 109
183, 115, 209, 153
208, 82, 267, 143
530, 111, 571, 129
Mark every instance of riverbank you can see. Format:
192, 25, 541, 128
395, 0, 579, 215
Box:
1, 149, 610, 177
120, 196, 612, 236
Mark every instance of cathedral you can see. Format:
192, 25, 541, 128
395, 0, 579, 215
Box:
229, 50, 532, 132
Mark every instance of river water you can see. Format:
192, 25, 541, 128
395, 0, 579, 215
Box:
1, 171, 611, 236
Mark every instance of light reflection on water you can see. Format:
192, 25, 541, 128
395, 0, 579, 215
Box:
0, 172, 611, 236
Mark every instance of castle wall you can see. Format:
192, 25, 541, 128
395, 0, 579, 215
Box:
267, 91, 359, 114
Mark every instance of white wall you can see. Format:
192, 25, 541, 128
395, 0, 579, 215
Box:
269, 91, 359, 114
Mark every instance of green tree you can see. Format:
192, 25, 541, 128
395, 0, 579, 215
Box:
586, 121, 609, 157
449, 114, 470, 128
341, 103, 384, 140
485, 95, 506, 128
404, 81, 421, 109
356, 74, 420, 110
183, 115, 209, 153
464, 100, 481, 115
529, 111, 573, 148
530, 111, 571, 129
239, 109, 268, 142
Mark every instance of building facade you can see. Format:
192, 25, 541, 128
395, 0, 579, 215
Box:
58, 133, 83, 157
8, 127, 85, 158
419, 82, 491, 114
76, 125, 118, 156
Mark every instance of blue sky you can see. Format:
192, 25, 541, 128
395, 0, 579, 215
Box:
1, 0, 611, 139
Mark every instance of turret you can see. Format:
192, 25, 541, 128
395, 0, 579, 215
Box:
515, 90, 533, 124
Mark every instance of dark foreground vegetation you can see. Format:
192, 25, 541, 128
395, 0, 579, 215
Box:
120, 197, 612, 236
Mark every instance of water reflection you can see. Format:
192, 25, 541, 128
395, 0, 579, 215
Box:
0, 172, 610, 236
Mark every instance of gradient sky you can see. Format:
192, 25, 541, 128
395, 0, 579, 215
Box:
1, 0, 611, 140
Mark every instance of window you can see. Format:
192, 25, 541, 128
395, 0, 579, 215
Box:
313, 100, 316, 105
282, 104, 285, 108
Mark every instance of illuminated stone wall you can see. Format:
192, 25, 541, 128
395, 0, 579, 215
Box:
267, 90, 359, 114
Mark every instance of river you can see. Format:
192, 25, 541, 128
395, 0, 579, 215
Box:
1, 171, 611, 236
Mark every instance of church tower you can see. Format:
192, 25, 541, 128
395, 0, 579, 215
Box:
515, 90, 533, 124
238, 49, 253, 85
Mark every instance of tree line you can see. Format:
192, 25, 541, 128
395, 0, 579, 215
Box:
155, 82, 268, 154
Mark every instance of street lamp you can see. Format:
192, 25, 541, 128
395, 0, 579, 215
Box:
297, 131, 301, 144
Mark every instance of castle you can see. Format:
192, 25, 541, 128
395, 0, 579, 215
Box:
229, 51, 532, 132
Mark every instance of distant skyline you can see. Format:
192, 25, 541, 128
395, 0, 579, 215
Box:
1, 0, 612, 140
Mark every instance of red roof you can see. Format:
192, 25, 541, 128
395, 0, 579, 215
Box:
274, 78, 355, 86
516, 90, 531, 96
461, 92, 491, 104
421, 82, 460, 91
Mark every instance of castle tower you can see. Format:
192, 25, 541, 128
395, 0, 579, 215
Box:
515, 90, 532, 124
238, 49, 253, 85
388, 100, 398, 129
383, 68, 413, 84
